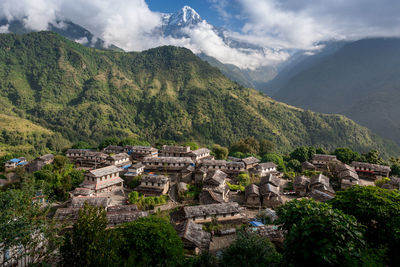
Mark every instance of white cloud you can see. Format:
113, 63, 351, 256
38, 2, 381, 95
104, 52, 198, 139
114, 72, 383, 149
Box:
75, 36, 88, 45
0, 24, 9, 33
1, 0, 400, 69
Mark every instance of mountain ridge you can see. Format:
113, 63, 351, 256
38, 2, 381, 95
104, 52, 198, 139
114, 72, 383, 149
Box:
0, 31, 398, 157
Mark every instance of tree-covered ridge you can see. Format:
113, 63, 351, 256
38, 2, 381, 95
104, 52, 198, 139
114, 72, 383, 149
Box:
0, 31, 399, 156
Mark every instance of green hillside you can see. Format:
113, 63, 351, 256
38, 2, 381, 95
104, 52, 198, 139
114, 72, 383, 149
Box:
273, 38, 400, 145
0, 32, 398, 156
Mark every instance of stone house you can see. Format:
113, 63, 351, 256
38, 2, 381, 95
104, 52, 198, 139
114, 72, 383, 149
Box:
135, 174, 170, 196
301, 161, 316, 172
194, 166, 208, 184
245, 184, 261, 206
160, 145, 191, 157
200, 160, 245, 176
82, 165, 124, 193
4, 157, 27, 171
70, 196, 111, 209
351, 161, 391, 180
251, 162, 278, 177
26, 154, 54, 173
260, 173, 281, 188
241, 157, 261, 170
106, 205, 148, 227
293, 175, 310, 196
310, 174, 335, 195
124, 163, 145, 180
103, 145, 125, 154
199, 170, 229, 205
311, 154, 338, 171
70, 188, 94, 197
124, 146, 158, 160
259, 183, 282, 208
338, 165, 360, 189
183, 202, 242, 224
65, 149, 94, 161
106, 153, 131, 167
176, 219, 211, 252
188, 148, 212, 161
143, 157, 194, 172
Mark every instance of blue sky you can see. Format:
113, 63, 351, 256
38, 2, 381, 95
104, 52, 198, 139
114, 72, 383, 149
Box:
147, 0, 243, 30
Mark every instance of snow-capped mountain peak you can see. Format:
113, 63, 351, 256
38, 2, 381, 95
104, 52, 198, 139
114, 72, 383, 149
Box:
168, 5, 202, 26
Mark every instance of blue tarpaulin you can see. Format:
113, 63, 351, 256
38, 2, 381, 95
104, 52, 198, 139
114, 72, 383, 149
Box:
250, 221, 264, 227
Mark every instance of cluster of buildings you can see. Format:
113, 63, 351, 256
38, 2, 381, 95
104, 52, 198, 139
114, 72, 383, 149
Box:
3, 144, 397, 255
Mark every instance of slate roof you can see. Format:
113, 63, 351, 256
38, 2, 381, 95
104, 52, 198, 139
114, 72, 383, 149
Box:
351, 161, 391, 172
143, 157, 194, 164
204, 170, 227, 186
184, 202, 240, 218
39, 154, 54, 161
54, 208, 80, 222
199, 190, 225, 205
103, 145, 124, 152
257, 162, 277, 169
260, 173, 280, 187
70, 197, 111, 208
308, 190, 335, 202
338, 169, 359, 180
294, 175, 310, 187
161, 145, 191, 153
310, 174, 330, 187
245, 184, 260, 197
108, 153, 130, 161
141, 175, 169, 184
242, 157, 261, 166
312, 154, 337, 161
259, 183, 280, 196
86, 165, 121, 177
302, 161, 316, 169
190, 148, 210, 156
177, 220, 211, 250
72, 188, 94, 196
107, 207, 148, 226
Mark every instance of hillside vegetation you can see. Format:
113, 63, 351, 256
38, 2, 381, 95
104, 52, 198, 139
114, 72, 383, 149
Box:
273, 38, 400, 145
0, 32, 398, 156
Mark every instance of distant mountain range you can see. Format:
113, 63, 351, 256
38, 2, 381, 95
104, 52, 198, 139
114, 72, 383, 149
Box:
271, 38, 400, 145
1, 32, 398, 157
0, 6, 278, 91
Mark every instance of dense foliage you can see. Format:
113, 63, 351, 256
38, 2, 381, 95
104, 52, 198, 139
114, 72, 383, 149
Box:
0, 32, 398, 156
276, 199, 373, 266
118, 216, 184, 266
60, 204, 121, 267
330, 186, 400, 265
221, 232, 281, 267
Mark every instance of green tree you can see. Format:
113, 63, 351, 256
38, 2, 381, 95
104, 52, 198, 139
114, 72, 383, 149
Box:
99, 137, 121, 150
119, 138, 151, 147
259, 139, 275, 155
330, 186, 400, 265
186, 252, 218, 267
277, 199, 366, 266
286, 159, 301, 172
71, 141, 92, 149
118, 216, 184, 266
333, 147, 361, 164
212, 144, 229, 160
60, 204, 121, 267
183, 141, 199, 150
0, 188, 61, 265
230, 137, 260, 155
221, 231, 281, 267
262, 153, 286, 172
237, 173, 250, 186
289, 146, 316, 163
360, 150, 385, 165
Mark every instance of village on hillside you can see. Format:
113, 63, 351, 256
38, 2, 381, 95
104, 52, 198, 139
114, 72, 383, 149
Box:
1, 142, 399, 265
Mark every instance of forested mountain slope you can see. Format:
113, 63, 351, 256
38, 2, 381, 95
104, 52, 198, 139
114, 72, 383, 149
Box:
273, 38, 400, 145
0, 32, 398, 156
